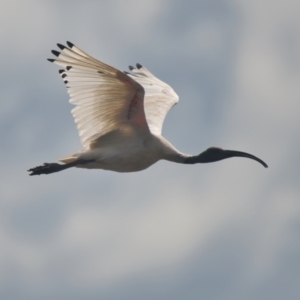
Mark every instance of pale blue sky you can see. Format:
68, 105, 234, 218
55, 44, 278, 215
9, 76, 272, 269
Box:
1, 1, 300, 299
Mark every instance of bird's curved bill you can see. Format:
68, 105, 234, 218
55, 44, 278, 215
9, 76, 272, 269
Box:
226, 150, 268, 168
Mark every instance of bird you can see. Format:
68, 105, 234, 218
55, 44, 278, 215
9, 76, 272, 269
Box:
28, 41, 268, 176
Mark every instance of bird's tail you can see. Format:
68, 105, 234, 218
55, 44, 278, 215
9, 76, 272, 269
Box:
59, 152, 81, 164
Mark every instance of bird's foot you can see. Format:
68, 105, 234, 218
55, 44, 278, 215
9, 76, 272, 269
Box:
27, 163, 65, 176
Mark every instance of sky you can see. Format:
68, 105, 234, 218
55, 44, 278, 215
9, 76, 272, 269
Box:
1, 0, 300, 299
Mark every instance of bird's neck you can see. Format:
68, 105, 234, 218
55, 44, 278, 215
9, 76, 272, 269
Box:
157, 135, 189, 164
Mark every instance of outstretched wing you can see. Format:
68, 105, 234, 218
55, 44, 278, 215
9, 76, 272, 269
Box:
48, 42, 149, 149
125, 64, 179, 135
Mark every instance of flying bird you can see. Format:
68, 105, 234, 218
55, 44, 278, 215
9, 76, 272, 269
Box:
28, 42, 267, 176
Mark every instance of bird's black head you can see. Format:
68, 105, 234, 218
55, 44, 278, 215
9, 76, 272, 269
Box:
185, 147, 268, 168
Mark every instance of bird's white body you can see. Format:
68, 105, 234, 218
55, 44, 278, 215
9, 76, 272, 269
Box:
48, 42, 186, 172
28, 42, 267, 176
63, 127, 184, 172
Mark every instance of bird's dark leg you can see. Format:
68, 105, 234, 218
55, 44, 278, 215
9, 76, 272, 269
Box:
28, 159, 94, 176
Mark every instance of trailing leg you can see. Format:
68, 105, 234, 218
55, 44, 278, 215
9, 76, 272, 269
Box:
27, 159, 94, 176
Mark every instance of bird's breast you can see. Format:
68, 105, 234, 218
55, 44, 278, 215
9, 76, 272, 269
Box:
79, 134, 162, 172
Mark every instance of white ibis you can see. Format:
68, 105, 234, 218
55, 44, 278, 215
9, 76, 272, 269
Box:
28, 42, 267, 176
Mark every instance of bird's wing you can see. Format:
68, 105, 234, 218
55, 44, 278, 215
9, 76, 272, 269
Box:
48, 42, 149, 149
126, 64, 179, 135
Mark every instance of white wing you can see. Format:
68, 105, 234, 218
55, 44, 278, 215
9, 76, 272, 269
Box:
48, 42, 149, 149
126, 64, 179, 135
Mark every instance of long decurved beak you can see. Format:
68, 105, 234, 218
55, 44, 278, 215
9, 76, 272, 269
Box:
223, 150, 268, 168
192, 147, 268, 168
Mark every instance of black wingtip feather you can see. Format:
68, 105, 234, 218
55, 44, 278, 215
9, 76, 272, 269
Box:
52, 50, 60, 57
47, 58, 55, 62
66, 41, 74, 48
64, 80, 68, 84
136, 63, 142, 69
57, 43, 66, 50
58, 69, 64, 74
129, 65, 134, 70
62, 73, 67, 78
66, 66, 72, 71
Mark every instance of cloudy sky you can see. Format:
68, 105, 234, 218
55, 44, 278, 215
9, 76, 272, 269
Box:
1, 0, 300, 299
